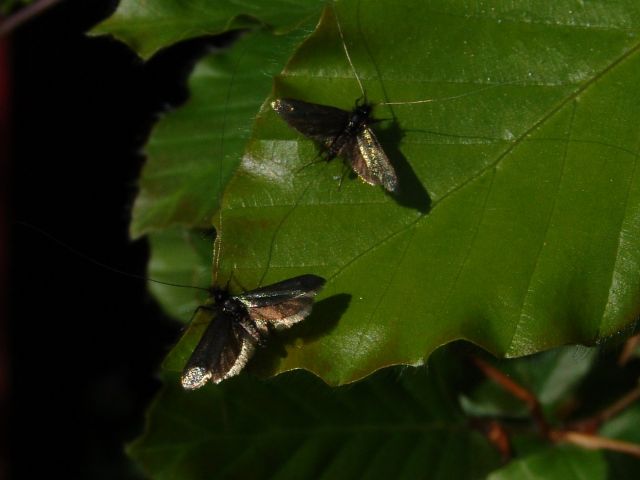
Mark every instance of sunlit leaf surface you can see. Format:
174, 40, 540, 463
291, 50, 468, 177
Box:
209, 0, 640, 384
96, 0, 640, 477
104, 0, 640, 384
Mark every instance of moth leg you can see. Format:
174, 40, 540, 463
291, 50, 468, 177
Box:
325, 134, 344, 161
291, 132, 343, 174
338, 161, 352, 191
295, 154, 326, 174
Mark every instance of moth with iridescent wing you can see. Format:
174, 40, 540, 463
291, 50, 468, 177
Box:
181, 274, 326, 389
271, 1, 512, 195
271, 98, 398, 192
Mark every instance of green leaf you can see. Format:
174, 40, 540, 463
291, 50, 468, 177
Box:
600, 401, 640, 444
203, 0, 640, 384
91, 0, 324, 59
147, 227, 212, 319
487, 446, 607, 480
103, 1, 640, 477
130, 27, 314, 237
121, 0, 640, 384
128, 366, 502, 480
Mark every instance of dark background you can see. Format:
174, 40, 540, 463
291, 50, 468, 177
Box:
6, 0, 220, 477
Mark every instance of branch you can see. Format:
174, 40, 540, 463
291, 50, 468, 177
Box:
0, 0, 63, 37
471, 354, 640, 460
471, 355, 550, 436
570, 384, 640, 433
554, 431, 640, 458
469, 418, 512, 462
618, 334, 640, 366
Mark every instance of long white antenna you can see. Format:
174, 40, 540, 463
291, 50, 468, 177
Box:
17, 221, 211, 292
213, 43, 247, 286
331, 2, 524, 110
379, 81, 520, 106
213, 207, 223, 284
331, 0, 366, 98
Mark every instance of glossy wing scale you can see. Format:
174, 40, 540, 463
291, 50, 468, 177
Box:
181, 310, 256, 389
237, 274, 325, 330
272, 98, 398, 192
247, 297, 316, 331
354, 127, 398, 192
181, 275, 325, 389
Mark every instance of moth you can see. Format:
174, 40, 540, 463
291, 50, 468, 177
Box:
181, 274, 326, 389
271, 97, 398, 192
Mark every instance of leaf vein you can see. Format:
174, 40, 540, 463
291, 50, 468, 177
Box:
438, 169, 497, 321
598, 135, 640, 336
429, 37, 640, 214
352, 224, 418, 372
507, 101, 577, 355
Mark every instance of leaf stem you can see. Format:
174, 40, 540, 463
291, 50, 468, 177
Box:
470, 356, 550, 436
570, 383, 640, 433
469, 418, 512, 462
553, 431, 640, 458
618, 334, 640, 366
471, 355, 640, 460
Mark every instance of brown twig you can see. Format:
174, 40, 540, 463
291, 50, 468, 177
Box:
618, 334, 640, 366
471, 355, 550, 436
553, 431, 640, 458
570, 384, 640, 433
471, 354, 640, 459
597, 383, 640, 423
0, 0, 63, 37
470, 418, 512, 462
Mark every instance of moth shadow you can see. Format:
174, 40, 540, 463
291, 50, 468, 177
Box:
249, 293, 352, 377
376, 120, 432, 214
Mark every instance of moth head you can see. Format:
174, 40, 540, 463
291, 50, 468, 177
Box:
353, 101, 372, 119
210, 287, 229, 304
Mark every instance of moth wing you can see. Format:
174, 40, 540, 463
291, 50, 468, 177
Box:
236, 275, 326, 331
219, 321, 257, 382
247, 297, 316, 331
236, 275, 326, 307
347, 137, 377, 186
352, 127, 398, 192
272, 98, 350, 141
181, 310, 256, 389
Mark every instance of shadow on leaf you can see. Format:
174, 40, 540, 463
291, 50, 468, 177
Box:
250, 293, 352, 377
376, 119, 431, 213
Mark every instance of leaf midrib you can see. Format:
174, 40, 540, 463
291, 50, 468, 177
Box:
326, 34, 640, 307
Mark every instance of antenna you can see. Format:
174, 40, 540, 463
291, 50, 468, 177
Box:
331, 0, 366, 99
212, 43, 248, 287
330, 0, 525, 109
16, 221, 211, 293
379, 82, 522, 106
